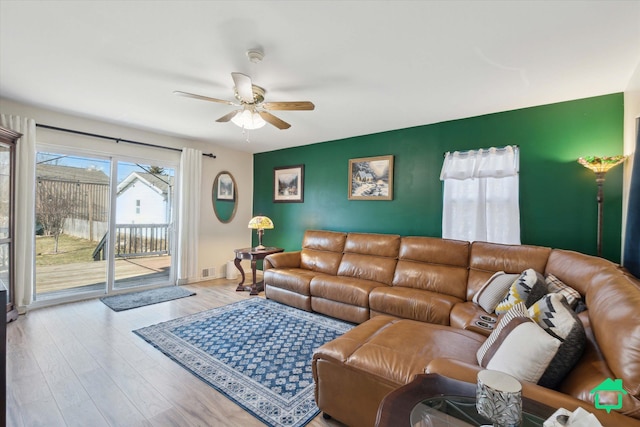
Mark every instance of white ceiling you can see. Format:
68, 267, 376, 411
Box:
1, 1, 639, 154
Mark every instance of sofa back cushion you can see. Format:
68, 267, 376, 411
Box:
300, 230, 347, 275
467, 241, 551, 301
392, 236, 469, 300
544, 249, 619, 296
343, 232, 400, 257
337, 233, 400, 285
583, 270, 640, 401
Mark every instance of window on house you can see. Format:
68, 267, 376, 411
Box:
136, 199, 141, 214
440, 145, 520, 244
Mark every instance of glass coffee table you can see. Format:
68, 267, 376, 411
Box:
410, 395, 547, 427
376, 374, 555, 427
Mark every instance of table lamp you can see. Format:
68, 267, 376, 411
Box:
248, 215, 274, 250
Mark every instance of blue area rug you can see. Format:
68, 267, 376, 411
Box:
133, 298, 354, 427
100, 286, 195, 311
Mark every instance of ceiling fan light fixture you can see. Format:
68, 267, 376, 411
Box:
231, 109, 266, 130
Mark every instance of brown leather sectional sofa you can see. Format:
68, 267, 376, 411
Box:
263, 230, 640, 427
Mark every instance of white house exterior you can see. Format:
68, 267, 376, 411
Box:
116, 172, 172, 224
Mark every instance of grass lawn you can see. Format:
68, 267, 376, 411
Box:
36, 234, 98, 266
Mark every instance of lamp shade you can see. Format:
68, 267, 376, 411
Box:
476, 370, 522, 427
248, 216, 274, 230
578, 155, 625, 174
231, 109, 266, 130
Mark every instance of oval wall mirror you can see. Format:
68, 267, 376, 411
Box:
212, 171, 238, 223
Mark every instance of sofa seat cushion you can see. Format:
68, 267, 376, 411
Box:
369, 287, 462, 325
263, 268, 322, 295
314, 315, 486, 385
310, 275, 386, 307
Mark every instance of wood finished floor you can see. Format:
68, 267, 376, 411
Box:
6, 279, 346, 427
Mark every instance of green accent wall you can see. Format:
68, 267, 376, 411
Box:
253, 93, 624, 262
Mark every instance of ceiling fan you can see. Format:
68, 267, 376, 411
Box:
174, 72, 315, 130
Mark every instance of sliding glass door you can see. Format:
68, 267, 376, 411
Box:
35, 152, 111, 299
113, 161, 174, 290
34, 150, 176, 301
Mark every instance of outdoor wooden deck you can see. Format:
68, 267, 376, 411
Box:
36, 255, 172, 295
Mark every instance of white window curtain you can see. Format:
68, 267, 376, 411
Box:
1, 115, 36, 310
440, 145, 520, 244
176, 148, 201, 285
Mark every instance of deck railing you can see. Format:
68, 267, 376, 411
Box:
92, 223, 170, 260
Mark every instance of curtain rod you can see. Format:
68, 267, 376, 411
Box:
36, 123, 216, 159
443, 144, 519, 158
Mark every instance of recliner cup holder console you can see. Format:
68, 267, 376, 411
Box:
475, 320, 494, 330
479, 315, 496, 323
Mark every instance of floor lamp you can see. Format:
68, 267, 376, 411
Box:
578, 155, 626, 257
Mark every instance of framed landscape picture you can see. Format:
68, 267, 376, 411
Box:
274, 164, 304, 203
216, 172, 235, 200
348, 155, 394, 200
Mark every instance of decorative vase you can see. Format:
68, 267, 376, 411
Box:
476, 370, 523, 427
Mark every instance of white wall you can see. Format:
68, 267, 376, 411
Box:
0, 97, 254, 285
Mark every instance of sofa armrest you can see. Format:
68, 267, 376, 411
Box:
449, 301, 497, 336
426, 358, 640, 427
264, 251, 301, 270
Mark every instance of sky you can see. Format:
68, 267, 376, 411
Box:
36, 152, 175, 182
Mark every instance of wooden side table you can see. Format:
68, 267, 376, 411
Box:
234, 247, 284, 295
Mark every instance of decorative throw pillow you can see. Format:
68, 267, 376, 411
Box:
476, 302, 561, 383
528, 293, 587, 388
545, 274, 582, 310
473, 271, 520, 313
494, 269, 547, 315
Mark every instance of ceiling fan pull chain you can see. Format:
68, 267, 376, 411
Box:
242, 126, 251, 143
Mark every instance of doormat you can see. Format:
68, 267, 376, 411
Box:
100, 286, 195, 312
133, 298, 353, 427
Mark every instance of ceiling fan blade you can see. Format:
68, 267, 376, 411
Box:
216, 110, 240, 123
258, 111, 291, 130
173, 90, 236, 105
231, 72, 254, 103
262, 101, 315, 111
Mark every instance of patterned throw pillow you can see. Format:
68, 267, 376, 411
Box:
545, 273, 582, 310
528, 293, 586, 388
473, 271, 520, 313
476, 302, 561, 383
494, 269, 547, 315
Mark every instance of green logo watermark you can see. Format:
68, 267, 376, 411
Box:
590, 378, 627, 413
